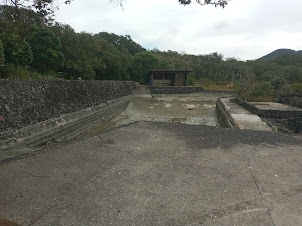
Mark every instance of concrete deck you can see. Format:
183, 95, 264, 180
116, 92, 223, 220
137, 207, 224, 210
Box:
0, 122, 301, 225
219, 98, 272, 132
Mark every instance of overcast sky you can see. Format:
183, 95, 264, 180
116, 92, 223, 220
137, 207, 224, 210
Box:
55, 0, 302, 60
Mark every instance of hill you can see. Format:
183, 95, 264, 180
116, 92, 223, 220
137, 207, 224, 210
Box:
258, 49, 302, 61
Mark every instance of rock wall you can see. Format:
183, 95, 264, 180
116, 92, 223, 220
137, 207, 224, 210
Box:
277, 93, 302, 108
148, 86, 204, 94
0, 80, 135, 133
235, 99, 302, 119
235, 98, 302, 133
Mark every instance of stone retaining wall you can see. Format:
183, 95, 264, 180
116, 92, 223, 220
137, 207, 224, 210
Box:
0, 96, 132, 161
0, 80, 135, 133
148, 86, 204, 94
235, 98, 302, 133
277, 93, 302, 108
0, 80, 135, 159
235, 99, 302, 119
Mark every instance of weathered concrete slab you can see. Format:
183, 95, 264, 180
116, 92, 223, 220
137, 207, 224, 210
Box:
110, 92, 233, 127
0, 122, 301, 225
217, 98, 271, 132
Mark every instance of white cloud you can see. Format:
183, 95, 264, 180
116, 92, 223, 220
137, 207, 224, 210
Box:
55, 0, 302, 60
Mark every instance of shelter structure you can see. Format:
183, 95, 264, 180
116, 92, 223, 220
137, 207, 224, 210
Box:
147, 69, 192, 87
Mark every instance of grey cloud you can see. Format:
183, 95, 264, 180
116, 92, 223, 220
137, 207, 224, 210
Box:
55, 0, 302, 60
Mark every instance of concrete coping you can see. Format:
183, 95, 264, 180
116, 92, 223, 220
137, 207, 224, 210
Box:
218, 98, 272, 132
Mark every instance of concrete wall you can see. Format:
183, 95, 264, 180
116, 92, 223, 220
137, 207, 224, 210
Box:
148, 86, 204, 94
216, 98, 237, 128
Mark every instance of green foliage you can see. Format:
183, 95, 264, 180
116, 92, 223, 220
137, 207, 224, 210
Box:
28, 26, 64, 73
274, 54, 302, 66
232, 68, 256, 100
51, 24, 101, 79
269, 76, 288, 90
95, 32, 145, 56
1, 0, 73, 23
291, 83, 302, 93
0, 64, 30, 79
51, 24, 132, 80
159, 59, 174, 69
258, 49, 302, 61
131, 52, 159, 84
29, 71, 44, 79
1, 1, 301, 95
245, 60, 281, 80
282, 65, 302, 82
187, 72, 197, 86
0, 5, 44, 38
250, 82, 274, 98
0, 40, 4, 65
3, 34, 33, 66
93, 36, 132, 81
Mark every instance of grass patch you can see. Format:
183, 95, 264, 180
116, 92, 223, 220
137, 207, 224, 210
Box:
291, 83, 302, 93
229, 98, 237, 103
197, 78, 235, 91
248, 95, 275, 102
203, 83, 235, 91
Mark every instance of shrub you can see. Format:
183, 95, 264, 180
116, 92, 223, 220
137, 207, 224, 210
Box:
0, 65, 30, 79
187, 72, 197, 86
291, 83, 302, 93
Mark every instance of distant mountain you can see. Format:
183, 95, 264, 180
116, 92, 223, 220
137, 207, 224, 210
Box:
258, 49, 302, 61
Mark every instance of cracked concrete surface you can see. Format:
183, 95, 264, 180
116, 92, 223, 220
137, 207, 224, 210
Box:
0, 121, 301, 225
1, 87, 301, 225
109, 92, 234, 128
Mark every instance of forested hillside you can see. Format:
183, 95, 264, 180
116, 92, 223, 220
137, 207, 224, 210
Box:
0, 5, 302, 100
258, 49, 302, 61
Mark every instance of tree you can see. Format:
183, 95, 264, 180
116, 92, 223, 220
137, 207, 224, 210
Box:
231, 67, 256, 100
93, 37, 132, 81
1, 0, 73, 22
131, 52, 159, 84
0, 5, 45, 40
3, 34, 33, 66
28, 26, 64, 73
282, 65, 302, 82
52, 24, 104, 79
95, 32, 145, 56
0, 40, 4, 65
